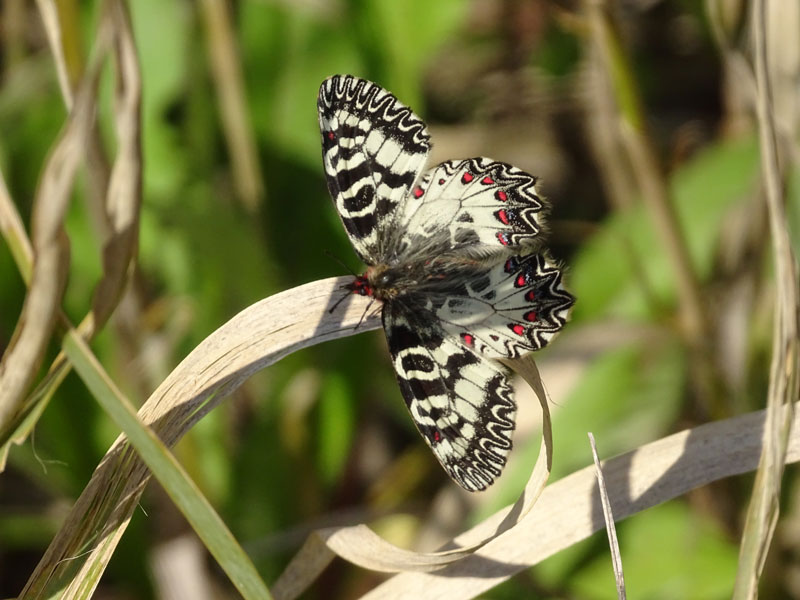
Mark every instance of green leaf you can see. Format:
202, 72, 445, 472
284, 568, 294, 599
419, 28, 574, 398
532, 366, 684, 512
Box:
316, 372, 356, 485
569, 500, 738, 600
570, 136, 759, 321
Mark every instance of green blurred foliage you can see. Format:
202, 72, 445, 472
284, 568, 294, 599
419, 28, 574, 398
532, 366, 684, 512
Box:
571, 137, 760, 322
569, 501, 739, 600
0, 0, 790, 598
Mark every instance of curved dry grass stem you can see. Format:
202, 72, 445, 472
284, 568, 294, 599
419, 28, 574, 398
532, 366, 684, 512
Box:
22, 278, 557, 599
0, 24, 111, 427
366, 407, 800, 599
17, 267, 800, 598
21, 277, 377, 598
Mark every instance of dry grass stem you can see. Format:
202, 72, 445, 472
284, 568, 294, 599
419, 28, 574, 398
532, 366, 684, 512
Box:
0, 24, 112, 427
581, 52, 637, 211
366, 406, 800, 599
733, 0, 800, 596
200, 0, 265, 211
589, 432, 626, 600
21, 277, 378, 598
584, 0, 721, 412
0, 0, 143, 468
34, 0, 75, 109
82, 0, 142, 337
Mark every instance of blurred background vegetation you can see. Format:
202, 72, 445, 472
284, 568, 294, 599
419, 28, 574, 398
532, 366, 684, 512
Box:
1, 0, 799, 598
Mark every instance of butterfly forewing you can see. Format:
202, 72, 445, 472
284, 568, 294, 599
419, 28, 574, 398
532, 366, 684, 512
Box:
383, 304, 516, 491
318, 75, 431, 263
392, 158, 547, 262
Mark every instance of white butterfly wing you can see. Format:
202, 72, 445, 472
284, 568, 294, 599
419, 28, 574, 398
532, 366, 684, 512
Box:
318, 75, 430, 263
433, 253, 574, 359
383, 304, 516, 491
390, 158, 547, 261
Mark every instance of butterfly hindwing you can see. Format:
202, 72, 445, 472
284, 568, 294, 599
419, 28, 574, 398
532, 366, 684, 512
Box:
318, 75, 431, 263
383, 304, 516, 491
392, 158, 547, 261
433, 253, 575, 359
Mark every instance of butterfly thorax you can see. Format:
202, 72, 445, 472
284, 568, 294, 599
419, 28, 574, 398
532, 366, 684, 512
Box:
350, 255, 489, 303
350, 263, 418, 302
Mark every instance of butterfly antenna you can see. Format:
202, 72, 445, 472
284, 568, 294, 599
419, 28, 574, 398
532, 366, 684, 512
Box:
328, 288, 352, 315
324, 249, 358, 277
355, 297, 376, 330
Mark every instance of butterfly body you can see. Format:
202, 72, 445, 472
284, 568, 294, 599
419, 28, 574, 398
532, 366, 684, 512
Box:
319, 74, 574, 491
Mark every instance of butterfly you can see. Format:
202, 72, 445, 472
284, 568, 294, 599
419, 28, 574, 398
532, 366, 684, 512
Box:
318, 75, 574, 491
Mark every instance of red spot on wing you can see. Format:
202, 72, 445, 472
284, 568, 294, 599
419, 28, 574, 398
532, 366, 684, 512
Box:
327, 131, 335, 140
461, 333, 475, 346
438, 178, 445, 185
413, 186, 424, 198
496, 209, 509, 225
433, 431, 441, 443
516, 273, 528, 287
496, 231, 510, 246
461, 172, 474, 184
482, 176, 495, 185
525, 290, 536, 302
496, 190, 508, 202
524, 310, 537, 322
509, 323, 525, 336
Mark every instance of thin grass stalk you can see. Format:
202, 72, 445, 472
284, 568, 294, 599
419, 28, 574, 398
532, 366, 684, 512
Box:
732, 0, 800, 596
199, 0, 265, 211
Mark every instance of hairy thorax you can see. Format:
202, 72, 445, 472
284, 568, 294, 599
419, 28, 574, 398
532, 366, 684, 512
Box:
351, 255, 490, 302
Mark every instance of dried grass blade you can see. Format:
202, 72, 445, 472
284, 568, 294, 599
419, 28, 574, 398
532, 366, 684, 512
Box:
589, 432, 626, 600
20, 277, 378, 598
363, 407, 800, 598
83, 0, 142, 336
34, 0, 76, 108
732, 0, 800, 596
0, 29, 110, 428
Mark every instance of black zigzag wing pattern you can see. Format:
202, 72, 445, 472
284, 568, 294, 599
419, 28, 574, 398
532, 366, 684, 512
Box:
388, 158, 547, 261
432, 253, 575, 359
318, 75, 430, 263
383, 304, 516, 491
